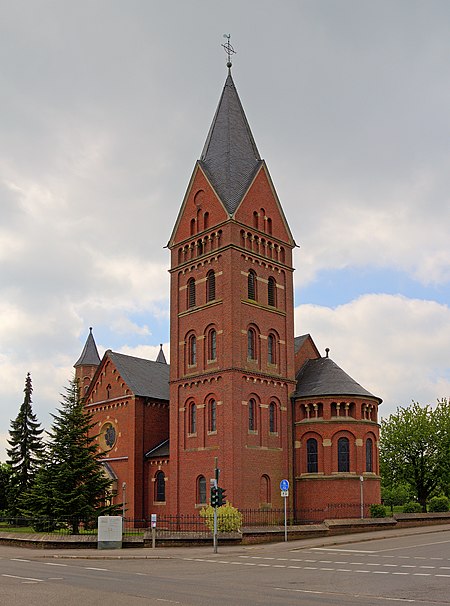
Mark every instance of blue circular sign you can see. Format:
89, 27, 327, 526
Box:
280, 479, 289, 491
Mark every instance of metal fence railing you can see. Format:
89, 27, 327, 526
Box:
0, 504, 370, 536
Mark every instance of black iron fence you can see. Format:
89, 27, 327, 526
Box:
0, 503, 369, 536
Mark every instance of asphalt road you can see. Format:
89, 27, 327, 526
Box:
1, 528, 450, 605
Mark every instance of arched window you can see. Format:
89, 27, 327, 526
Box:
197, 239, 203, 256
203, 212, 209, 230
155, 471, 165, 502
198, 475, 207, 504
366, 438, 373, 472
338, 437, 350, 472
247, 328, 256, 360
253, 211, 259, 229
188, 335, 197, 366
248, 398, 257, 431
189, 403, 197, 434
269, 402, 277, 433
268, 334, 276, 364
260, 474, 270, 504
206, 270, 216, 302
208, 328, 217, 361
307, 438, 318, 473
268, 277, 276, 307
267, 217, 272, 235
188, 278, 196, 308
248, 270, 256, 300
190, 218, 196, 236
208, 399, 217, 432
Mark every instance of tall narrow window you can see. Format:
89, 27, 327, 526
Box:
248, 398, 256, 431
155, 471, 165, 502
188, 278, 196, 308
208, 329, 217, 361
247, 329, 256, 360
203, 212, 209, 230
189, 403, 197, 434
248, 270, 256, 300
268, 277, 276, 307
198, 475, 207, 504
197, 239, 203, 256
188, 335, 197, 366
208, 399, 217, 432
338, 437, 350, 472
260, 474, 270, 504
269, 402, 277, 433
206, 270, 216, 302
190, 218, 196, 235
307, 438, 318, 473
268, 334, 276, 364
366, 438, 373, 472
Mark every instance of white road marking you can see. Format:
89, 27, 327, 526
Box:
11, 558, 31, 562
85, 567, 109, 571
3, 574, 43, 582
46, 562, 68, 567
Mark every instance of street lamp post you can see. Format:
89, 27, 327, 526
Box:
122, 482, 126, 520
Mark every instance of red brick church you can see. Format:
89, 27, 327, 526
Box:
74, 64, 382, 521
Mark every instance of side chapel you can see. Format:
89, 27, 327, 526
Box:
75, 62, 382, 521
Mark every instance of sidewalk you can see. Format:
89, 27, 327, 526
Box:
1, 523, 449, 561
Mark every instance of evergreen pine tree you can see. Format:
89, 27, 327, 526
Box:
7, 373, 44, 515
25, 376, 117, 533
0, 463, 12, 513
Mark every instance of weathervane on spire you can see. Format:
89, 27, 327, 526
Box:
222, 34, 236, 72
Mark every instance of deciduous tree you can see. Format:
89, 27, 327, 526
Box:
380, 400, 450, 511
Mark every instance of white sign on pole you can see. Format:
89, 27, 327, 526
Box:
281, 489, 289, 497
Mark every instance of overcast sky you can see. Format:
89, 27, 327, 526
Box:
1, 0, 450, 461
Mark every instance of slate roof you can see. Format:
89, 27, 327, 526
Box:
293, 357, 381, 402
145, 439, 170, 459
156, 344, 167, 364
199, 73, 262, 215
74, 327, 101, 367
108, 351, 169, 401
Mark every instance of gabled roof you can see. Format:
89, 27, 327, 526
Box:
199, 73, 262, 215
74, 327, 101, 367
107, 351, 169, 401
294, 335, 309, 354
293, 357, 381, 403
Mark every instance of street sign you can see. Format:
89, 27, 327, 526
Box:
280, 479, 289, 491
281, 490, 289, 497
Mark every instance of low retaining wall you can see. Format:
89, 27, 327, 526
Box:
1, 512, 449, 549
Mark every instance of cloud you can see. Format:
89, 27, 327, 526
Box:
295, 294, 450, 418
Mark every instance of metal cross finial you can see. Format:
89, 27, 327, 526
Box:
222, 34, 236, 71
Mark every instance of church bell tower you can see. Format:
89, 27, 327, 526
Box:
168, 59, 296, 514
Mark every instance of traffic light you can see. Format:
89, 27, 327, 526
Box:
210, 485, 218, 507
217, 486, 227, 507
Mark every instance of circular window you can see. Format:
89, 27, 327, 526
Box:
100, 422, 117, 450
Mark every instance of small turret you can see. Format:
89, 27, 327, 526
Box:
74, 327, 101, 392
156, 344, 167, 364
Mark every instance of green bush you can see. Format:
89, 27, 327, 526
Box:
200, 503, 243, 532
402, 501, 422, 513
428, 496, 450, 512
370, 504, 387, 518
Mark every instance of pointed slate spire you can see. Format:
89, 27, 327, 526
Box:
74, 327, 101, 368
156, 344, 167, 364
199, 73, 262, 215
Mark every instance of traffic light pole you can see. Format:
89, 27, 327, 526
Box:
213, 457, 219, 554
